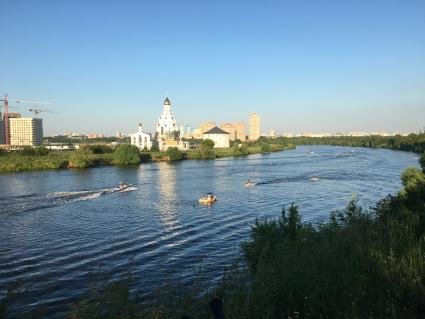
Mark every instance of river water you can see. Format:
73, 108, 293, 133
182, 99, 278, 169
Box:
0, 146, 420, 317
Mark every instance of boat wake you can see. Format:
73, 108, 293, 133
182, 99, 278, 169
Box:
0, 186, 138, 214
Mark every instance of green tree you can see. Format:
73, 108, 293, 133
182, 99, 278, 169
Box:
239, 144, 249, 155
68, 149, 93, 168
199, 145, 216, 159
261, 143, 271, 153
201, 139, 215, 149
150, 144, 160, 152
34, 146, 49, 156
19, 146, 35, 156
84, 144, 113, 154
166, 147, 184, 161
113, 144, 140, 165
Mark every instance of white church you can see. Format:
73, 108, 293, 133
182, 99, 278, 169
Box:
130, 98, 190, 151
156, 97, 190, 151
130, 123, 152, 150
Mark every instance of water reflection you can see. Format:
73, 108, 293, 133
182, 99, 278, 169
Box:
155, 163, 179, 231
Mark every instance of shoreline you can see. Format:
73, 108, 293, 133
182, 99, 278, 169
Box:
0, 144, 295, 174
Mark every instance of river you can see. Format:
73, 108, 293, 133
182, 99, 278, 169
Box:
0, 146, 420, 317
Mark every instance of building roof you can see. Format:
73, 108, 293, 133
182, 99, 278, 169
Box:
164, 97, 171, 105
204, 126, 229, 135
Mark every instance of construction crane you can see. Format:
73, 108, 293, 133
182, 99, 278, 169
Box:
28, 107, 58, 118
1, 93, 51, 146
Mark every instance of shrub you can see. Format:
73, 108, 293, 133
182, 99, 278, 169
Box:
34, 146, 49, 156
201, 139, 215, 149
232, 144, 249, 157
166, 147, 184, 161
139, 152, 152, 162
200, 145, 216, 159
84, 144, 113, 154
150, 144, 160, 152
19, 146, 35, 156
113, 144, 140, 165
260, 143, 270, 153
68, 149, 93, 168
239, 144, 249, 155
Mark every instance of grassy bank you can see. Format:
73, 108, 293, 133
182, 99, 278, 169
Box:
0, 152, 114, 173
0, 144, 294, 174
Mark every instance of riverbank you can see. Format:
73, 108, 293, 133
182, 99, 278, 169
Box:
2, 150, 422, 318
0, 146, 421, 318
62, 153, 425, 318
286, 132, 425, 154
0, 144, 295, 173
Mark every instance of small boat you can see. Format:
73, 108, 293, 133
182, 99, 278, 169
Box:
117, 182, 132, 192
309, 176, 320, 182
199, 192, 217, 204
244, 180, 255, 187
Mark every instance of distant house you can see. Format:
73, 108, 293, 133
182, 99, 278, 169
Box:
131, 123, 152, 150
203, 126, 230, 148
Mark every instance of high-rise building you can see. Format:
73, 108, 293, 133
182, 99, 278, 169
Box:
185, 125, 192, 137
234, 122, 246, 141
221, 122, 246, 141
249, 113, 260, 141
191, 128, 203, 139
221, 123, 237, 141
200, 122, 216, 134
9, 118, 43, 146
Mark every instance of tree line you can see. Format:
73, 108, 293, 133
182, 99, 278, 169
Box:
287, 133, 425, 153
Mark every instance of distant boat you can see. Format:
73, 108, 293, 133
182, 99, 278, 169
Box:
245, 180, 256, 187
309, 176, 320, 182
199, 193, 217, 205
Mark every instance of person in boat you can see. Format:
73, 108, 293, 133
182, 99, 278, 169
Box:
245, 180, 254, 187
118, 182, 129, 190
199, 192, 217, 203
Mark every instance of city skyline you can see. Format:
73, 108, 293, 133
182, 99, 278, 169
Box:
1, 0, 424, 136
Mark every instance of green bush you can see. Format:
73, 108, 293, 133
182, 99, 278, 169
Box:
166, 147, 184, 161
260, 143, 270, 153
139, 152, 152, 162
201, 139, 215, 149
200, 145, 216, 159
150, 144, 160, 152
68, 149, 94, 168
19, 146, 35, 156
34, 146, 49, 156
83, 144, 113, 154
113, 144, 140, 165
239, 144, 249, 155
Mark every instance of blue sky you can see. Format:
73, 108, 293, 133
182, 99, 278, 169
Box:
1, 0, 424, 136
